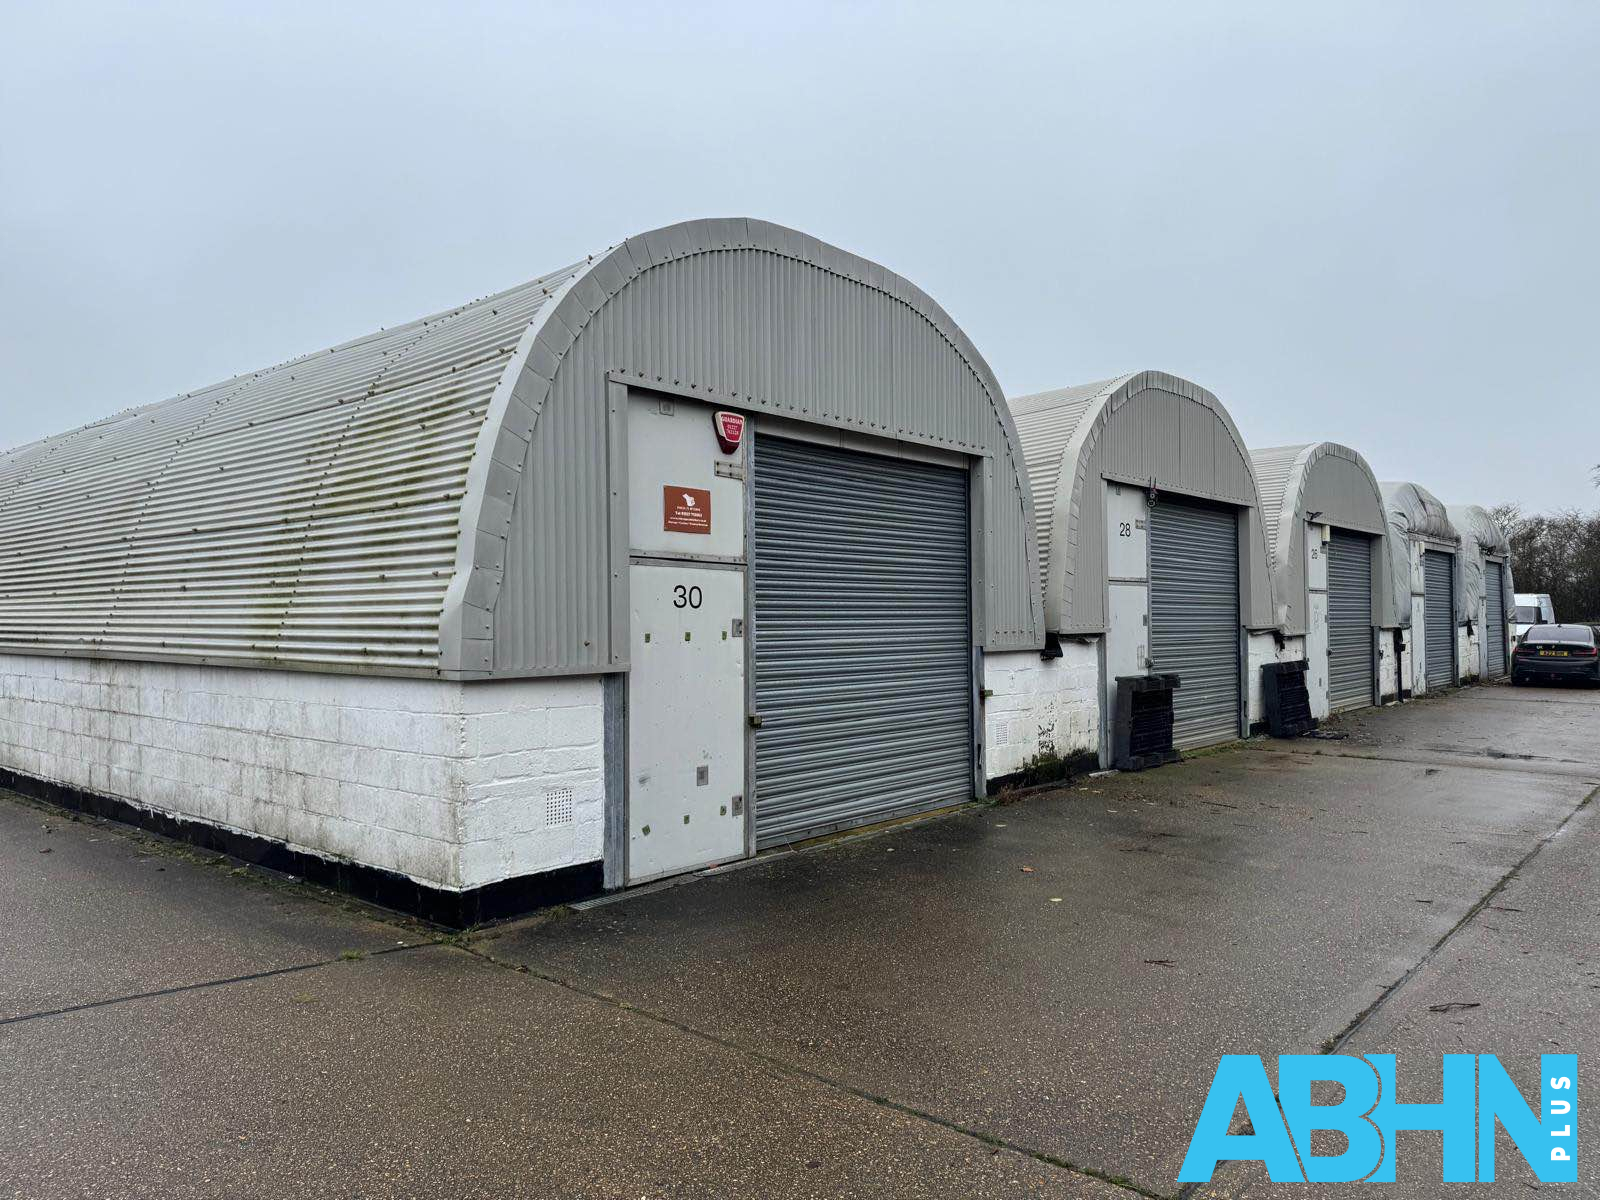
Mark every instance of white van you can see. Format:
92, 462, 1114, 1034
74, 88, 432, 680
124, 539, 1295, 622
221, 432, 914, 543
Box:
1514, 593, 1556, 643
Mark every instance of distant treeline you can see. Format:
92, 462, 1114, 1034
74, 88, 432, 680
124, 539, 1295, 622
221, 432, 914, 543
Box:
1490, 503, 1600, 623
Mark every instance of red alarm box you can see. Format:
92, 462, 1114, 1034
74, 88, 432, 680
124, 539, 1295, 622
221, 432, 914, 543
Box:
713, 410, 745, 455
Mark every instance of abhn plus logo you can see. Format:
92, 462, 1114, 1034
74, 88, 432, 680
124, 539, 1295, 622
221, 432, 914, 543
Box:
1179, 1054, 1577, 1184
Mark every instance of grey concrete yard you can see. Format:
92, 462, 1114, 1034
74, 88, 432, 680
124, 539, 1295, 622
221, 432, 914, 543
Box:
2, 683, 1596, 1199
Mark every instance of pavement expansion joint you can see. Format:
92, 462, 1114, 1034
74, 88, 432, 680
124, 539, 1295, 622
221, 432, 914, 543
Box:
1270, 742, 1600, 781
0, 942, 426, 1027
1322, 781, 1599, 1056
445, 939, 1173, 1200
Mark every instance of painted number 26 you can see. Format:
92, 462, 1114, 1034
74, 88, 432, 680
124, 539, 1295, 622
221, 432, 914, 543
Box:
673, 585, 703, 609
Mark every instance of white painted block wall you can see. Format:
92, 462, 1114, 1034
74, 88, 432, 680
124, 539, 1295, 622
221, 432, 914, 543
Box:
0, 653, 603, 892
1246, 632, 1307, 725
1378, 628, 1407, 701
982, 643, 1100, 781
456, 679, 605, 889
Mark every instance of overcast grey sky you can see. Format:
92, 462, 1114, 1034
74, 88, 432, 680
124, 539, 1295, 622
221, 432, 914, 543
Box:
3, 1, 1597, 511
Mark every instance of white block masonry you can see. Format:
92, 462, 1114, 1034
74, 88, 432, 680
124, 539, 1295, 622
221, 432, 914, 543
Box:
0, 653, 602, 892
982, 643, 1100, 781
1378, 629, 1407, 702
457, 679, 605, 889
1246, 633, 1307, 726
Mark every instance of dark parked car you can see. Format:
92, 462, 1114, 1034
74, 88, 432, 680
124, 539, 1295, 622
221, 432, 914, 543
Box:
1511, 624, 1600, 686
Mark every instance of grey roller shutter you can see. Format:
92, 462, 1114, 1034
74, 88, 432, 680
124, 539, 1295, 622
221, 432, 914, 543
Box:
1485, 561, 1507, 676
1149, 498, 1241, 750
1423, 550, 1455, 689
1327, 530, 1375, 712
751, 437, 972, 848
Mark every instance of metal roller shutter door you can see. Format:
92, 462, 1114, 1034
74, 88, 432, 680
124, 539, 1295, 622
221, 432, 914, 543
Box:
1327, 530, 1375, 712
1423, 549, 1455, 689
751, 437, 972, 848
1149, 498, 1241, 750
1485, 561, 1507, 676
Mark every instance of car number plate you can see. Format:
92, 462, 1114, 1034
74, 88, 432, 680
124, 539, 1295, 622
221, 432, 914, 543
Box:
1538, 649, 1569, 657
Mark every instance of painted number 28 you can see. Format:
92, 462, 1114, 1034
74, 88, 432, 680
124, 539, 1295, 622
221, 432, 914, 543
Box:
673, 585, 703, 609
1118, 522, 1133, 538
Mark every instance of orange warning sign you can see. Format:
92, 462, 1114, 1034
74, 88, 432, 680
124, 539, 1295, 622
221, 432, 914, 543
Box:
663, 486, 712, 534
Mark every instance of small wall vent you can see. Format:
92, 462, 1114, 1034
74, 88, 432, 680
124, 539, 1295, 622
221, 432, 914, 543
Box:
544, 787, 575, 826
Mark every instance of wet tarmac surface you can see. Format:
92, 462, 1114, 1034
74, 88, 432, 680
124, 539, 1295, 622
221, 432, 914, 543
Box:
2, 681, 1596, 1198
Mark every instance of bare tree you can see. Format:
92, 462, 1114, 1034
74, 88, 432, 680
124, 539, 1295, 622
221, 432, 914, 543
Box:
1501, 504, 1600, 622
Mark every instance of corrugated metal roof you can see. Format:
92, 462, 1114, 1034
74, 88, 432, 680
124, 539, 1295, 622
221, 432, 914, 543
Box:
1380, 481, 1460, 627
1007, 371, 1273, 634
1008, 376, 1130, 593
1250, 444, 1305, 560
1251, 442, 1391, 633
3, 218, 1049, 677
444, 217, 1045, 674
0, 261, 583, 673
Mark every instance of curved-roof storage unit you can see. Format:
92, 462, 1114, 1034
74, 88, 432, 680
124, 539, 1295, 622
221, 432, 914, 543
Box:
1009, 370, 1274, 634
0, 218, 1043, 677
1379, 481, 1461, 626
1251, 442, 1393, 634
1447, 504, 1516, 619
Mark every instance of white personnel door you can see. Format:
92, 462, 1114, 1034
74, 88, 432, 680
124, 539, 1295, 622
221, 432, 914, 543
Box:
624, 393, 748, 884
627, 563, 746, 882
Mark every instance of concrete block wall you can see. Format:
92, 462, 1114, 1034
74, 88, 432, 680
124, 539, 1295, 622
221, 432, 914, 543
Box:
0, 653, 603, 892
1246, 632, 1306, 725
983, 641, 1100, 781
1412, 593, 1431, 695
1378, 629, 1408, 701
457, 678, 605, 888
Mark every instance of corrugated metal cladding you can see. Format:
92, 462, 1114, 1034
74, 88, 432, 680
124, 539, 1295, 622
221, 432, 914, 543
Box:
1251, 443, 1390, 635
4, 219, 1042, 680
1327, 530, 1375, 712
1008, 371, 1272, 636
1381, 482, 1460, 629
1007, 377, 1124, 597
1149, 498, 1241, 750
750, 436, 972, 847
1423, 550, 1456, 690
1485, 562, 1507, 676
0, 265, 580, 673
479, 218, 1042, 677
